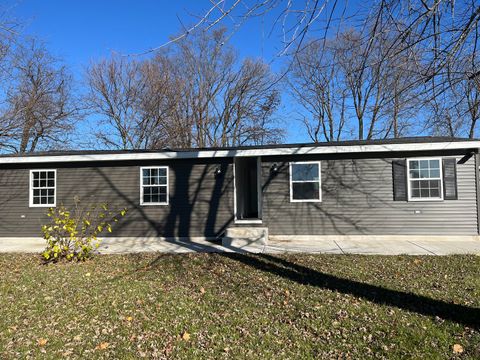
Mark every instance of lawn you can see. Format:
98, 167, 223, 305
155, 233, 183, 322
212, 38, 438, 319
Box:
0, 253, 479, 359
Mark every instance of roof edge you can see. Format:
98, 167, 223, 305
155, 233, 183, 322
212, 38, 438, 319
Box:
0, 140, 479, 164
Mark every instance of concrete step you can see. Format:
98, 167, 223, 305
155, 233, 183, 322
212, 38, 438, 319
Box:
222, 227, 268, 252
224, 227, 269, 239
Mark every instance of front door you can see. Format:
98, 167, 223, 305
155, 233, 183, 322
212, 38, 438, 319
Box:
234, 157, 261, 221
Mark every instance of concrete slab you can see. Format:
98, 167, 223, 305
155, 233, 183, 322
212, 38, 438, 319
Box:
0, 238, 44, 253
328, 239, 433, 255
1, 236, 480, 255
266, 239, 343, 254
410, 240, 480, 255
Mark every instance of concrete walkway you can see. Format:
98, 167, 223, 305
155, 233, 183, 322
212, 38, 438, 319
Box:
265, 239, 480, 255
1, 237, 480, 255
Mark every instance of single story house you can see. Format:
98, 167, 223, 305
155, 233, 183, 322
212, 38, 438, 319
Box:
0, 136, 479, 248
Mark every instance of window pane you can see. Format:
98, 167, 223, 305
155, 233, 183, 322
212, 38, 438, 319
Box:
291, 163, 319, 181
429, 159, 440, 169
430, 169, 440, 178
33, 197, 40, 204
410, 170, 419, 179
159, 194, 167, 203
420, 160, 429, 169
158, 168, 167, 177
429, 179, 440, 189
430, 188, 440, 197
33, 172, 39, 180
409, 160, 419, 170
292, 182, 319, 200
410, 178, 441, 199
419, 169, 429, 178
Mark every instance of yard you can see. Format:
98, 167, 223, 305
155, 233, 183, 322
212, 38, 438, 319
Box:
0, 253, 479, 359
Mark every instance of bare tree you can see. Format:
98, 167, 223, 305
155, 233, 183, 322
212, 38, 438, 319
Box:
288, 39, 346, 142
88, 29, 283, 150
174, 29, 283, 147
0, 40, 78, 153
144, 1, 479, 141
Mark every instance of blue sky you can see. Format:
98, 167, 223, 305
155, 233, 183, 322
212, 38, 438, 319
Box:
9, 1, 283, 70
5, 0, 356, 144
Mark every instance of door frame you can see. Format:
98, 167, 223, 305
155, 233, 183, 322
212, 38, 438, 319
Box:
233, 156, 262, 224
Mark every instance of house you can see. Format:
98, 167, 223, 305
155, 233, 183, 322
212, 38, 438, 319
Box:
0, 136, 479, 249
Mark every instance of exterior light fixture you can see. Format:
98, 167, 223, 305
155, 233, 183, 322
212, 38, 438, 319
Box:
270, 163, 279, 173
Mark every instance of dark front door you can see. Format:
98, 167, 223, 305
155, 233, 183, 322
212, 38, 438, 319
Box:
235, 157, 261, 220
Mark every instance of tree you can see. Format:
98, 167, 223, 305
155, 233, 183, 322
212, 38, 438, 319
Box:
289, 27, 422, 142
0, 40, 78, 153
288, 40, 346, 142
87, 29, 283, 150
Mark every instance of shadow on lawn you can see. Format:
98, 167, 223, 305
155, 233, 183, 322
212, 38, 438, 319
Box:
218, 252, 480, 329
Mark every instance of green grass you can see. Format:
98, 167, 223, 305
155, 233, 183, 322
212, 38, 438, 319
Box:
0, 253, 479, 359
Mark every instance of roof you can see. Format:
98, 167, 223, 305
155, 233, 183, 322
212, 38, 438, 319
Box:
0, 136, 479, 164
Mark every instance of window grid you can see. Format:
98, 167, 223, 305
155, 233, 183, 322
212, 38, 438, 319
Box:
140, 166, 169, 205
289, 161, 322, 202
407, 158, 443, 201
30, 170, 56, 207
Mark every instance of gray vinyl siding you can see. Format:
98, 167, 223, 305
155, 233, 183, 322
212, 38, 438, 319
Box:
261, 154, 478, 236
0, 151, 478, 238
0, 159, 234, 238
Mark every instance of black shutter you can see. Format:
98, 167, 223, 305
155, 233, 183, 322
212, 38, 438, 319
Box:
392, 159, 407, 201
443, 158, 458, 200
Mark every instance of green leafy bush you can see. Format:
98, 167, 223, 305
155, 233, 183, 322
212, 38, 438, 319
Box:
41, 197, 127, 262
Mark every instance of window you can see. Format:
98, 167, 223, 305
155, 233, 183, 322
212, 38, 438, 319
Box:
140, 166, 168, 205
289, 161, 321, 202
407, 158, 443, 201
30, 170, 56, 207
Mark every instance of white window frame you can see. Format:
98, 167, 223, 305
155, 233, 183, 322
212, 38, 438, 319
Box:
406, 157, 444, 202
29, 169, 57, 208
289, 161, 322, 203
140, 166, 169, 206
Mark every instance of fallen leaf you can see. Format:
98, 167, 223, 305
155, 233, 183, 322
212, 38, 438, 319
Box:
453, 344, 464, 353
73, 335, 82, 342
85, 272, 91, 277
126, 316, 133, 322
37, 338, 48, 347
96, 342, 109, 350
181, 331, 191, 341
200, 287, 205, 294
413, 259, 422, 265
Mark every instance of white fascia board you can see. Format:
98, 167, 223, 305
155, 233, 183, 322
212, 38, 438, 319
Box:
0, 141, 479, 164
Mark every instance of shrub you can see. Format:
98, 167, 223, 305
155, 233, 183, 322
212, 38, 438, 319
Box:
41, 197, 127, 262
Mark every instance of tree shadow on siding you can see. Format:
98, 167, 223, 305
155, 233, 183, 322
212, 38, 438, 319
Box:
220, 252, 480, 329
87, 161, 232, 252
262, 158, 394, 235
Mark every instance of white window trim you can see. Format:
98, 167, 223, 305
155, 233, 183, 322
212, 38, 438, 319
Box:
29, 169, 57, 208
140, 166, 169, 206
289, 161, 322, 203
406, 157, 444, 202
